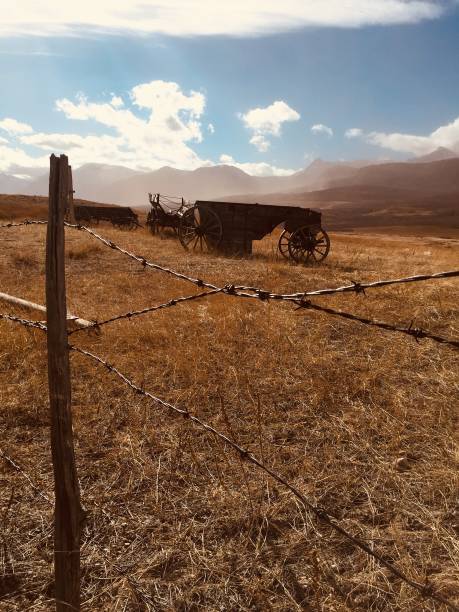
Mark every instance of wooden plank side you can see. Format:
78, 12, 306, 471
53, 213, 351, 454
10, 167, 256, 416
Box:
46, 154, 82, 611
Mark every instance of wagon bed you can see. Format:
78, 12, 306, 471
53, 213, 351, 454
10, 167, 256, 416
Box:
178, 200, 330, 263
74, 205, 139, 230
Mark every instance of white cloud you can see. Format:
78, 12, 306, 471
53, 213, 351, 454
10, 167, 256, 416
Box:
0, 143, 48, 172
345, 128, 364, 139
240, 100, 300, 151
311, 123, 333, 137
8, 80, 211, 172
0, 118, 34, 135
207, 123, 215, 134
0, 1, 451, 38
219, 154, 298, 176
0, 136, 9, 144
346, 117, 459, 155
249, 134, 271, 153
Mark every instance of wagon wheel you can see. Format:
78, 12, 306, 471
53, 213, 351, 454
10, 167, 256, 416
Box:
179, 206, 223, 252
278, 230, 291, 259
147, 211, 159, 234
127, 220, 139, 231
288, 227, 330, 263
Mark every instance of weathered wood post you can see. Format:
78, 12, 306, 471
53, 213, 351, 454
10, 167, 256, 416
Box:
46, 154, 81, 611
68, 165, 76, 224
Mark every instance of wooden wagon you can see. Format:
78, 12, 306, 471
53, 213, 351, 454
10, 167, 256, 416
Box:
178, 200, 330, 263
74, 205, 139, 230
146, 193, 190, 235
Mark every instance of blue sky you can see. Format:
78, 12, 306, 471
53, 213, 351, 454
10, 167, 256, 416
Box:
1, 1, 459, 176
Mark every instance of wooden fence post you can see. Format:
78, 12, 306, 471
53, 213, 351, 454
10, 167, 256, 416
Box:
46, 154, 81, 611
68, 165, 76, 224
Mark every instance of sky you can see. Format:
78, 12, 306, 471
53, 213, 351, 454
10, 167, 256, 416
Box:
1, 1, 459, 177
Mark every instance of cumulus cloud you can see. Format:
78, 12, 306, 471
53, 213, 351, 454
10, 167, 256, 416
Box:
345, 117, 459, 155
0, 1, 451, 37
0, 81, 298, 177
311, 123, 333, 137
3, 80, 211, 173
219, 154, 297, 176
0, 142, 48, 172
0, 118, 33, 135
240, 100, 300, 151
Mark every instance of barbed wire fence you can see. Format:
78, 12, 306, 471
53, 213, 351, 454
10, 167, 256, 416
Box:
1, 155, 458, 611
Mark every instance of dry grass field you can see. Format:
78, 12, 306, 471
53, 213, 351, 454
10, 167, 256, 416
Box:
0, 211, 458, 610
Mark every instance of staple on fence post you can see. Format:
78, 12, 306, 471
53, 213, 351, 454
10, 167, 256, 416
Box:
46, 153, 81, 611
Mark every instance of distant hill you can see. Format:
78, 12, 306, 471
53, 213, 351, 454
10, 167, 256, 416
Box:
330, 158, 459, 193
410, 147, 458, 164
220, 183, 458, 234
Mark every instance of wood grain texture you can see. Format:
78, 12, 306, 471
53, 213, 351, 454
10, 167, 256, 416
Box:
46, 154, 82, 611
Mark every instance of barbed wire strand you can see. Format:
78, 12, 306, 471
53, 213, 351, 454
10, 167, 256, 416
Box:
0, 313, 47, 331
68, 343, 458, 611
236, 269, 459, 299
0, 448, 51, 503
65, 292, 458, 347
294, 300, 459, 348
68, 289, 223, 336
0, 220, 48, 229
2, 285, 457, 348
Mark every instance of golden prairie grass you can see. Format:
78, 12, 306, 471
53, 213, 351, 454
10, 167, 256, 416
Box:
0, 219, 458, 611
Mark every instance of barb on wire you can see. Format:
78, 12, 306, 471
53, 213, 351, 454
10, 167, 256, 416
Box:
0, 448, 51, 503
0, 219, 48, 229
275, 269, 459, 300
68, 289, 223, 335
69, 344, 458, 612
294, 300, 459, 349
0, 313, 47, 332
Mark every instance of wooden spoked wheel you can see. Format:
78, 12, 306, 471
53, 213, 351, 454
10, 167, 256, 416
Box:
288, 227, 330, 263
146, 211, 158, 234
179, 206, 223, 252
278, 230, 291, 259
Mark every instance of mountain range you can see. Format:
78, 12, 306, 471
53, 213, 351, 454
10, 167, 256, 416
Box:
1, 146, 455, 206
0, 147, 458, 236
